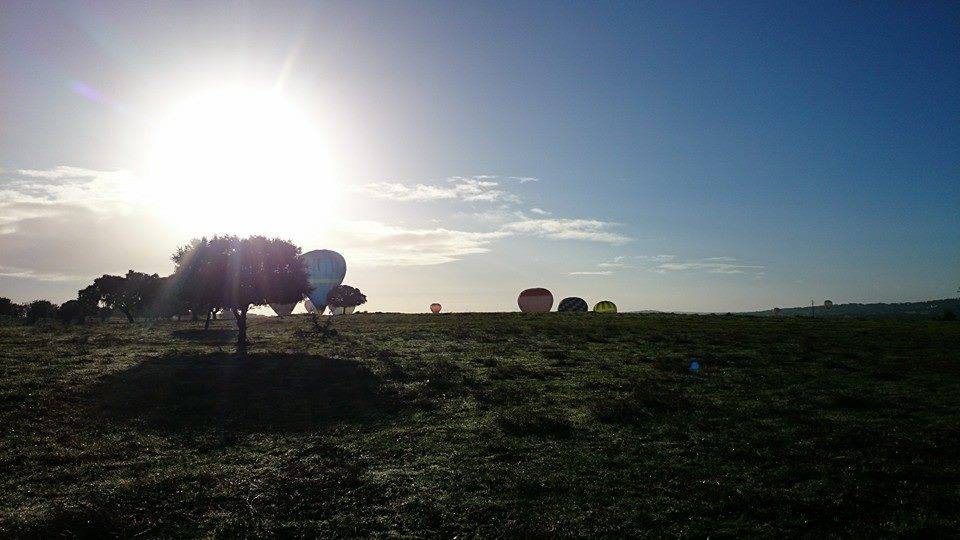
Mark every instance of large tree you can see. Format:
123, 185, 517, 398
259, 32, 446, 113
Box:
91, 271, 162, 322
171, 237, 227, 329
171, 235, 310, 346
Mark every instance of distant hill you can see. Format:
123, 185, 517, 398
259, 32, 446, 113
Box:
746, 298, 960, 320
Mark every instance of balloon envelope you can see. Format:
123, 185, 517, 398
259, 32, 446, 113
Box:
518, 288, 553, 312
593, 300, 617, 313
558, 297, 588, 312
824, 300, 833, 309
302, 249, 346, 314
270, 302, 295, 318
430, 303, 442, 313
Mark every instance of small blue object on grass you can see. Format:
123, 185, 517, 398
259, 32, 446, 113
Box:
689, 360, 700, 372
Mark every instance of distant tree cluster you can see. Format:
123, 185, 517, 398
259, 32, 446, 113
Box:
1, 235, 312, 348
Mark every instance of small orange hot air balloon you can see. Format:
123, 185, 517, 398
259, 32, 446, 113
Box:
430, 303, 442, 313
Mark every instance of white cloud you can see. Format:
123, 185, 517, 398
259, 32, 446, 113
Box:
509, 176, 539, 183
360, 176, 520, 204
598, 255, 628, 268
500, 218, 631, 244
331, 220, 508, 266
0, 265, 82, 282
635, 254, 675, 263
653, 259, 764, 275
0, 166, 141, 233
569, 270, 612, 276
529, 207, 550, 215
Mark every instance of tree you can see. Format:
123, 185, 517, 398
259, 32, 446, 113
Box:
56, 300, 83, 325
170, 235, 310, 347
171, 237, 227, 329
0, 297, 25, 320
224, 236, 310, 347
326, 285, 367, 309
77, 284, 103, 324
25, 300, 57, 324
91, 270, 161, 322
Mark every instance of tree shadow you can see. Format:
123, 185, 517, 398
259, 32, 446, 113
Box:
170, 328, 237, 343
86, 353, 399, 434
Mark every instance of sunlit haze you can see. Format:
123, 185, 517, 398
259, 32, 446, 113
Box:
1, 2, 957, 312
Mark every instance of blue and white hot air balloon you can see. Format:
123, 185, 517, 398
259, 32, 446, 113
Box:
302, 249, 346, 314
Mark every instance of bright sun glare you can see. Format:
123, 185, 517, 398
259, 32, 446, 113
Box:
148, 86, 335, 235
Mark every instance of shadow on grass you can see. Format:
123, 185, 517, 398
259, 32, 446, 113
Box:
170, 328, 237, 343
87, 353, 397, 434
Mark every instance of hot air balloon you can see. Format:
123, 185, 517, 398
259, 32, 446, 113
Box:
269, 302, 296, 318
518, 288, 553, 312
430, 303, 442, 313
304, 298, 317, 314
558, 297, 588, 312
593, 300, 617, 313
302, 249, 346, 315
824, 300, 834, 309
773, 307, 782, 317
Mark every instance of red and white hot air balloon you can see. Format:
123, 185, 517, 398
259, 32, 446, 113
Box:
518, 288, 553, 313
430, 303, 442, 313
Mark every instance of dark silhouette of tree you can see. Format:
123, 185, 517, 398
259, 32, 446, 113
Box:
225, 236, 310, 347
326, 285, 367, 309
56, 300, 83, 325
77, 284, 102, 324
25, 300, 57, 324
171, 235, 310, 347
171, 237, 227, 329
0, 297, 25, 320
91, 271, 162, 322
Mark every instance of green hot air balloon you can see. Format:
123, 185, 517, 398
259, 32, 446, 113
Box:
593, 300, 617, 313
558, 297, 588, 312
302, 249, 346, 314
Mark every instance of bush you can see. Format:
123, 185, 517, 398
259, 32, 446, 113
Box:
25, 300, 58, 324
0, 297, 25, 321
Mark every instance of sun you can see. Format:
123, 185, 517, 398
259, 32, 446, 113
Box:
147, 86, 335, 235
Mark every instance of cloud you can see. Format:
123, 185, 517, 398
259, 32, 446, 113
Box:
509, 176, 539, 183
0, 166, 141, 233
652, 259, 764, 275
500, 218, 631, 244
529, 207, 550, 215
635, 254, 676, 263
0, 265, 83, 282
360, 176, 520, 204
598, 255, 629, 268
569, 270, 612, 276
330, 220, 509, 266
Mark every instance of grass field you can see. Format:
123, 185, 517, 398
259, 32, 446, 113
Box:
1, 313, 959, 536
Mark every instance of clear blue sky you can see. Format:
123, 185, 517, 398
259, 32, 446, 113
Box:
1, 1, 957, 312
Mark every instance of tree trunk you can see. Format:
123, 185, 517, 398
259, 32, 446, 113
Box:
204, 308, 212, 330
121, 307, 134, 323
234, 307, 248, 350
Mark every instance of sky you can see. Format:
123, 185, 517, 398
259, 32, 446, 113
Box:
1, 1, 958, 313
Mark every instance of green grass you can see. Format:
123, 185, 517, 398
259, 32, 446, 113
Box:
1, 314, 958, 536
